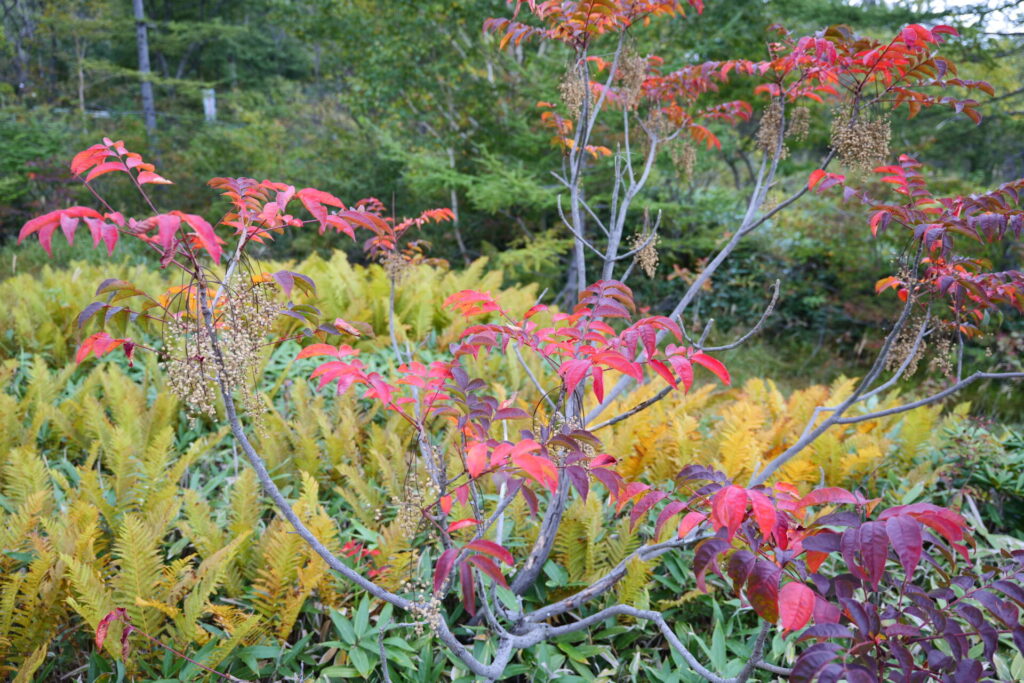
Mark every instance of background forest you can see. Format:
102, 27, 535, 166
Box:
3, 0, 1024, 403
3, 0, 1024, 681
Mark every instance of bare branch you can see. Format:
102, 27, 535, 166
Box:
557, 194, 607, 259
703, 279, 780, 352
514, 343, 557, 411
591, 385, 673, 431
749, 281, 920, 486
834, 372, 1024, 425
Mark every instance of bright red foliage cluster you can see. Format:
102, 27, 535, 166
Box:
483, 0, 701, 50
810, 155, 1024, 331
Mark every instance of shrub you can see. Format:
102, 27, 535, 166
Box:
13, 3, 1024, 682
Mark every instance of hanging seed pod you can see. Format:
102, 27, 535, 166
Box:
830, 107, 891, 172
756, 100, 789, 159
786, 105, 810, 141
618, 44, 648, 110
559, 62, 588, 120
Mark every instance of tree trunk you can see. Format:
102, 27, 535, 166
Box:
447, 147, 470, 266
11, 0, 35, 97
132, 0, 157, 136
74, 35, 86, 116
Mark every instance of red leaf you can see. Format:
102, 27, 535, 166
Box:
95, 608, 130, 650
524, 304, 548, 319
593, 350, 643, 381
468, 555, 509, 588
808, 169, 827, 190
886, 514, 922, 578
747, 489, 776, 540
655, 500, 686, 538
677, 510, 707, 539
466, 442, 489, 479
444, 290, 502, 318
447, 518, 481, 533
71, 145, 110, 176
668, 356, 694, 391
796, 487, 867, 509
630, 491, 668, 531
559, 359, 592, 396
136, 170, 173, 185
60, 214, 79, 246
711, 485, 747, 540
779, 582, 815, 633
297, 187, 346, 234
513, 451, 558, 492
460, 562, 475, 616
155, 214, 181, 252
19, 207, 103, 256
692, 353, 730, 385
813, 595, 841, 624
879, 503, 967, 548
175, 211, 223, 264
297, 343, 357, 359
85, 160, 128, 182
649, 358, 677, 388
466, 539, 514, 566
694, 537, 730, 591
76, 332, 128, 364
746, 559, 781, 623
433, 548, 458, 594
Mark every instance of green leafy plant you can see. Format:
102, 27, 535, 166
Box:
13, 3, 1024, 682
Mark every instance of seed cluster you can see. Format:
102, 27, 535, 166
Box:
410, 593, 444, 635
641, 109, 674, 158
164, 276, 278, 428
756, 100, 788, 159
830, 107, 891, 172
389, 477, 438, 539
618, 45, 648, 110
631, 230, 660, 279
787, 105, 811, 142
928, 329, 955, 378
382, 249, 411, 285
669, 139, 696, 180
559, 63, 588, 120
885, 310, 927, 377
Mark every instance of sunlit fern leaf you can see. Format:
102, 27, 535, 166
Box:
112, 513, 166, 636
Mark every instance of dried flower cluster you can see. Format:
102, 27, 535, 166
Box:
559, 62, 588, 120
786, 105, 810, 142
382, 249, 412, 285
756, 100, 788, 159
885, 311, 927, 377
164, 276, 278, 427
830, 107, 891, 172
928, 329, 955, 378
410, 593, 444, 635
390, 475, 437, 539
631, 230, 660, 279
618, 45, 648, 110
669, 139, 696, 180
641, 108, 674, 158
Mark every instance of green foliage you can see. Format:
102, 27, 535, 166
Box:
2, 245, 1022, 680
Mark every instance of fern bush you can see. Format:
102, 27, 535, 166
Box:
600, 376, 966, 493
0, 359, 354, 679
0, 253, 539, 363
0, 256, 990, 680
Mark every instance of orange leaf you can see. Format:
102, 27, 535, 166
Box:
808, 169, 826, 190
